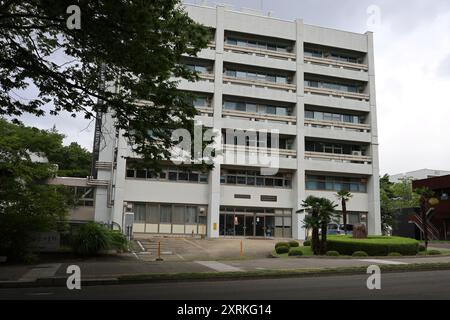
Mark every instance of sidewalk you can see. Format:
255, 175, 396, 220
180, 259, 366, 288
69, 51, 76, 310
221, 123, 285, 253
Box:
2, 253, 450, 288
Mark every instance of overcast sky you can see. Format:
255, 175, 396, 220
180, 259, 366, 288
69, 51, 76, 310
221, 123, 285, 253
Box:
20, 0, 450, 176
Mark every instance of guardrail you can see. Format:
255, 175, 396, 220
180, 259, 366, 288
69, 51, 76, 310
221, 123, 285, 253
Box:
224, 44, 296, 61
304, 56, 368, 72
304, 119, 370, 133
304, 151, 372, 164
222, 109, 296, 124
223, 76, 296, 92
223, 144, 297, 158
304, 86, 369, 101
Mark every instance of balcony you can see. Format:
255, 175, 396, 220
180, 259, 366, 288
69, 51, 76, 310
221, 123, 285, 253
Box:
224, 43, 296, 62
304, 86, 369, 101
222, 109, 296, 125
223, 76, 296, 93
304, 55, 368, 72
304, 151, 372, 164
304, 119, 370, 133
223, 144, 296, 159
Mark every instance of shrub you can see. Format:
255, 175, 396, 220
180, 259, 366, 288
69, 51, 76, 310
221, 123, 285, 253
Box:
427, 250, 441, 256
388, 252, 402, 257
275, 245, 290, 254
288, 247, 303, 257
418, 245, 426, 252
352, 251, 368, 257
107, 230, 128, 252
275, 242, 290, 249
303, 240, 311, 247
288, 240, 300, 248
327, 236, 419, 256
326, 251, 340, 257
71, 223, 110, 256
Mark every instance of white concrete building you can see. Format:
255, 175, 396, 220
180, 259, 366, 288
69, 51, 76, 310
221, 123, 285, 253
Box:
390, 169, 450, 183
91, 4, 382, 239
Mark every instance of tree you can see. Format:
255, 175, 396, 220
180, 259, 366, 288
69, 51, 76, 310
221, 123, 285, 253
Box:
48, 141, 91, 177
336, 190, 353, 234
0, 119, 73, 261
301, 196, 338, 255
0, 0, 211, 167
415, 187, 435, 249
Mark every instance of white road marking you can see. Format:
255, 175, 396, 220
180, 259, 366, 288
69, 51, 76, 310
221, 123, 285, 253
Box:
136, 240, 146, 252
19, 263, 62, 282
183, 238, 207, 251
176, 253, 185, 260
195, 261, 243, 272
360, 259, 408, 265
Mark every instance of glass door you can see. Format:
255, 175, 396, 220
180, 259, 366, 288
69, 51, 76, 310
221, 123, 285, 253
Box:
255, 216, 265, 237
245, 215, 254, 237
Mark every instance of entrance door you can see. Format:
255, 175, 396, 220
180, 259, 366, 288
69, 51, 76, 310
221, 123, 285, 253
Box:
255, 216, 265, 237
245, 215, 254, 237
234, 215, 245, 236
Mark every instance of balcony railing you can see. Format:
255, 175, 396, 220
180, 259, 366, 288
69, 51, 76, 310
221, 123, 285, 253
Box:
198, 73, 215, 82
95, 161, 114, 171
224, 43, 296, 61
222, 109, 296, 124
223, 144, 297, 159
304, 119, 370, 133
196, 107, 214, 117
304, 151, 372, 164
223, 76, 296, 93
304, 56, 368, 72
304, 86, 369, 101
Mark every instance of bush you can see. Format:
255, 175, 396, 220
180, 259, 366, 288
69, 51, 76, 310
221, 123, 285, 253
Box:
288, 240, 300, 248
288, 247, 303, 257
388, 252, 402, 257
352, 251, 369, 257
327, 236, 419, 256
275, 245, 290, 254
427, 250, 441, 256
419, 245, 426, 252
326, 251, 340, 257
71, 223, 110, 256
303, 240, 311, 247
275, 242, 290, 249
107, 230, 128, 252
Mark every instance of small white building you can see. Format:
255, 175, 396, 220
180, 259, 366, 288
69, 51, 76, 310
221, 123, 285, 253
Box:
390, 169, 450, 183
90, 4, 382, 239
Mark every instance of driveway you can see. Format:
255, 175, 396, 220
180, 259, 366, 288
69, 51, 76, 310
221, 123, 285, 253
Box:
133, 237, 286, 261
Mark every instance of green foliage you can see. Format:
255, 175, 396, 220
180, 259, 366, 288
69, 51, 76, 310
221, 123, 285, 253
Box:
379, 174, 420, 234
71, 223, 110, 256
275, 245, 290, 254
303, 240, 311, 247
48, 142, 91, 178
427, 250, 441, 256
419, 245, 426, 252
352, 251, 369, 257
288, 241, 300, 248
327, 236, 419, 256
275, 242, 290, 249
0, 120, 72, 261
326, 251, 340, 257
388, 252, 402, 257
1, 0, 211, 166
107, 230, 129, 252
288, 247, 303, 257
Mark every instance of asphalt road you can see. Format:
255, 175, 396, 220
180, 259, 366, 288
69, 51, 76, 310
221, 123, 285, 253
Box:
1, 270, 450, 300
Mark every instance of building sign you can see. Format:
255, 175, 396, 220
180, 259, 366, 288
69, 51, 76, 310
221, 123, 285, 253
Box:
33, 232, 60, 252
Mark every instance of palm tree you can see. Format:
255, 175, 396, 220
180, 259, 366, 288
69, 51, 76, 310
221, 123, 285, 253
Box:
301, 196, 338, 255
415, 187, 435, 249
336, 190, 353, 235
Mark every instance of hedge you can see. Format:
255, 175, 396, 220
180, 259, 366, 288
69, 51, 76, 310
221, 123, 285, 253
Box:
275, 245, 289, 254
326, 236, 419, 256
288, 247, 303, 257
288, 241, 300, 248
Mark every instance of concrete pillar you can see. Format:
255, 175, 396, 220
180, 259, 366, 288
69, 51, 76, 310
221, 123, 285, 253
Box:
293, 19, 306, 240
366, 31, 382, 235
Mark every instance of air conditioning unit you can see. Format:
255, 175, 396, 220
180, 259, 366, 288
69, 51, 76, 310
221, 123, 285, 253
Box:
352, 151, 362, 156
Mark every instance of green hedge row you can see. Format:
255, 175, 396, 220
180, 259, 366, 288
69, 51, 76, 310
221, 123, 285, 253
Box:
326, 236, 419, 256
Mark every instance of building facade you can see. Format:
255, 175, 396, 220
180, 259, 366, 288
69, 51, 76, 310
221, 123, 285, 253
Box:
91, 4, 382, 240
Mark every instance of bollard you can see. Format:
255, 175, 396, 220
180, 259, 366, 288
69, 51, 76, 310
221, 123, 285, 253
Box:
240, 240, 243, 257
156, 241, 163, 261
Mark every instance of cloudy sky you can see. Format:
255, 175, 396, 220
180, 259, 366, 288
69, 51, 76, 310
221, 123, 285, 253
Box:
21, 0, 450, 176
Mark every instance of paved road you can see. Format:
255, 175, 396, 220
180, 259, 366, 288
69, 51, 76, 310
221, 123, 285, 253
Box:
2, 270, 450, 300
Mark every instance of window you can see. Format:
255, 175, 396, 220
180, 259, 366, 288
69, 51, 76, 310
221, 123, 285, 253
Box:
136, 169, 146, 179
134, 203, 146, 223
146, 204, 159, 224
189, 173, 199, 182
261, 195, 277, 202
185, 207, 197, 224
173, 206, 185, 224
160, 205, 172, 223
126, 169, 135, 178
178, 172, 189, 181
234, 194, 251, 199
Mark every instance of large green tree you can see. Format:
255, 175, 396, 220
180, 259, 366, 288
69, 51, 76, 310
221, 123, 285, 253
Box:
0, 119, 74, 261
0, 0, 210, 166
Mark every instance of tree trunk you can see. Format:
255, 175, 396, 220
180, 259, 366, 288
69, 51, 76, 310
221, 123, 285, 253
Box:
420, 197, 429, 249
342, 199, 347, 235
320, 223, 328, 254
312, 227, 320, 255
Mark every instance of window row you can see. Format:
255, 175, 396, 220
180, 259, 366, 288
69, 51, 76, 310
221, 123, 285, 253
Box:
304, 48, 363, 64
67, 186, 95, 207
305, 141, 366, 155
223, 100, 293, 117
126, 164, 209, 184
305, 110, 364, 124
306, 175, 367, 193
220, 170, 292, 189
222, 131, 295, 150
133, 203, 208, 225
225, 69, 291, 84
186, 64, 212, 74
304, 79, 361, 93
225, 37, 291, 53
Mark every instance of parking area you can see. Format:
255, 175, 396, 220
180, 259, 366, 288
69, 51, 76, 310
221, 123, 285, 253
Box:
133, 237, 289, 262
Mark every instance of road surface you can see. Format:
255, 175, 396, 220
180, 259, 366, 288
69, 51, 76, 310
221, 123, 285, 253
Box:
1, 270, 450, 300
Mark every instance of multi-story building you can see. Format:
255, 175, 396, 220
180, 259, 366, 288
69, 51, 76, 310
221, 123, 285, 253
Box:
91, 4, 382, 240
